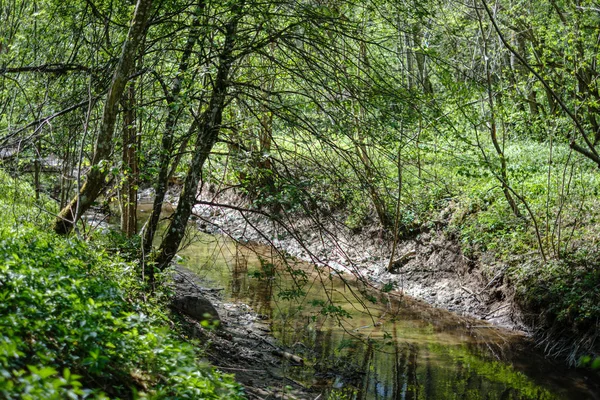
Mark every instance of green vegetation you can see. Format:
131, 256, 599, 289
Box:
2, 0, 600, 372
0, 171, 243, 398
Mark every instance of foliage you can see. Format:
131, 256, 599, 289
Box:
518, 257, 600, 332
3, 0, 600, 366
0, 173, 243, 398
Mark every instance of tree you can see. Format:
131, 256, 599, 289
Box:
120, 83, 138, 237
53, 0, 153, 234
153, 1, 242, 270
142, 4, 205, 255
480, 0, 600, 168
148, 0, 415, 268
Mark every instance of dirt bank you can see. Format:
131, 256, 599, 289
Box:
187, 191, 524, 331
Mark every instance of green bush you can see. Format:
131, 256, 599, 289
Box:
518, 258, 600, 330
0, 172, 244, 399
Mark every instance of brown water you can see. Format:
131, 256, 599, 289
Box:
177, 231, 600, 399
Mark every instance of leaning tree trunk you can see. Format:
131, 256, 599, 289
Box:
143, 6, 203, 255
53, 0, 153, 234
153, 11, 240, 272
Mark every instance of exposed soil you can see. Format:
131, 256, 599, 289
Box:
172, 266, 319, 399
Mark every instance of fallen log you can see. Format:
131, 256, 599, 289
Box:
272, 349, 304, 365
387, 250, 417, 272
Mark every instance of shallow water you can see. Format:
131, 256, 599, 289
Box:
179, 232, 599, 399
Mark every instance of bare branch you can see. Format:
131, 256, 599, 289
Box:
0, 63, 94, 75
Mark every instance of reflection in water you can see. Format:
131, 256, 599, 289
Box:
181, 233, 600, 400
231, 242, 247, 299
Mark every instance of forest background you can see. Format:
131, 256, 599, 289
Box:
2, 0, 600, 396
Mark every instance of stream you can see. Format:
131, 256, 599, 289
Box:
177, 232, 600, 400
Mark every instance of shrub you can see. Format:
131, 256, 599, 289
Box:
0, 171, 244, 399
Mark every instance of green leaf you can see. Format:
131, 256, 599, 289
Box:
28, 365, 58, 379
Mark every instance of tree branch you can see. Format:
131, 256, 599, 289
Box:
570, 141, 600, 168
0, 64, 94, 75
479, 0, 600, 162
0, 98, 98, 147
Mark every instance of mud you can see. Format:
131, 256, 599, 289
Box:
172, 266, 318, 399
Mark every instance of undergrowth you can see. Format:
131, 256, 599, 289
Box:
442, 142, 600, 364
0, 170, 244, 398
515, 256, 600, 364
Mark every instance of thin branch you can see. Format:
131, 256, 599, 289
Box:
0, 98, 98, 147
479, 0, 600, 165
0, 63, 94, 75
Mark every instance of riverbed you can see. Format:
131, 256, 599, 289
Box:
178, 232, 600, 399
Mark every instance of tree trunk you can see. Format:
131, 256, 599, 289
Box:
143, 7, 203, 255
34, 138, 41, 201
405, 31, 414, 90
153, 10, 240, 271
412, 25, 433, 95
120, 84, 138, 237
53, 0, 153, 234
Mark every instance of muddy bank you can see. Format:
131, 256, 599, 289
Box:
184, 192, 523, 331
171, 266, 317, 399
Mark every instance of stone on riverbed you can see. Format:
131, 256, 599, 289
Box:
171, 294, 220, 326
